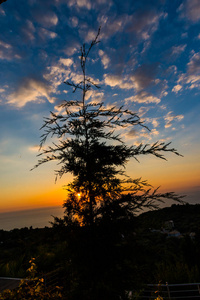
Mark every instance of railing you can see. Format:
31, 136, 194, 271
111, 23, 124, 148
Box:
141, 283, 200, 299
43, 268, 61, 293
1, 276, 200, 299
0, 277, 22, 292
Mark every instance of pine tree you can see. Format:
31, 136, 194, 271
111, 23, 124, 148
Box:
32, 28, 183, 227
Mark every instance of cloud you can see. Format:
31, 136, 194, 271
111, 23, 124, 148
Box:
43, 57, 96, 96
138, 106, 151, 117
104, 74, 132, 90
126, 10, 166, 40
177, 52, 200, 89
104, 63, 164, 104
130, 63, 159, 91
0, 40, 20, 60
151, 118, 159, 127
39, 28, 57, 39
164, 45, 187, 62
21, 20, 35, 41
8, 78, 54, 107
0, 7, 5, 16
43, 58, 74, 91
171, 44, 186, 56
151, 128, 159, 136
172, 84, 182, 93
98, 50, 110, 69
187, 52, 200, 75
59, 58, 73, 67
67, 0, 92, 10
165, 65, 177, 76
98, 9, 164, 42
97, 14, 127, 39
70, 17, 78, 28
33, 11, 58, 27
84, 29, 97, 42
178, 0, 200, 23
64, 42, 80, 56
127, 129, 137, 137
29, 145, 40, 152
85, 90, 104, 103
164, 111, 184, 128
125, 91, 160, 104
66, 0, 112, 11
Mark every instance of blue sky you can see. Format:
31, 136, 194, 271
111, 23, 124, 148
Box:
0, 0, 200, 212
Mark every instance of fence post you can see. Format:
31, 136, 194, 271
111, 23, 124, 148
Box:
166, 282, 171, 299
44, 274, 47, 293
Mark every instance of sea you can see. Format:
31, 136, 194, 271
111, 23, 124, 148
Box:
0, 206, 64, 231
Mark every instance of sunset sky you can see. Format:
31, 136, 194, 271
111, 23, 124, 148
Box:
0, 0, 200, 213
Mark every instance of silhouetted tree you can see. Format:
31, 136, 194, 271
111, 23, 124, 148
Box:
0, 0, 7, 5
32, 28, 183, 228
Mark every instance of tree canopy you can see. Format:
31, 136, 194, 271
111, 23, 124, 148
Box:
32, 28, 183, 227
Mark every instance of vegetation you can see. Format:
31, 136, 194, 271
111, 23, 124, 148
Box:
0, 258, 62, 299
0, 0, 8, 5
32, 28, 182, 229
0, 28, 185, 298
1, 204, 200, 298
27, 28, 187, 298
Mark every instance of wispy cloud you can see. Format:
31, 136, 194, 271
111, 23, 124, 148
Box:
172, 84, 182, 93
126, 10, 166, 41
59, 58, 73, 67
130, 63, 159, 91
104, 74, 132, 90
0, 7, 5, 16
8, 78, 54, 107
39, 28, 57, 40
67, 0, 92, 10
151, 118, 159, 128
69, 17, 79, 28
85, 90, 104, 103
43, 59, 74, 91
177, 51, 200, 90
125, 91, 160, 104
98, 15, 126, 40
98, 50, 110, 69
178, 0, 200, 23
171, 44, 186, 56
21, 20, 35, 41
164, 111, 184, 128
29, 145, 40, 152
33, 10, 58, 27
0, 40, 20, 60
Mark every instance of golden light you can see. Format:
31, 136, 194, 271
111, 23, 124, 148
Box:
77, 193, 81, 199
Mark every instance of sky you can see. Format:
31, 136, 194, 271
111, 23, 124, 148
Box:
0, 0, 200, 213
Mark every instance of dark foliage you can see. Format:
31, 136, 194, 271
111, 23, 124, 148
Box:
32, 28, 183, 229
30, 28, 186, 298
2, 205, 200, 298
0, 0, 7, 5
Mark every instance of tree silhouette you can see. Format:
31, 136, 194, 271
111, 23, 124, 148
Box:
32, 28, 183, 227
0, 0, 7, 5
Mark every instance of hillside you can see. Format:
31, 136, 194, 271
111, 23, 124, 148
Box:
137, 203, 200, 233
1, 204, 200, 296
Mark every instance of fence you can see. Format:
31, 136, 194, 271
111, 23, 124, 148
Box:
141, 283, 200, 299
43, 268, 62, 293
1, 275, 200, 299
0, 277, 22, 292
